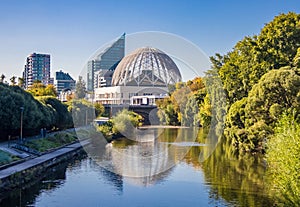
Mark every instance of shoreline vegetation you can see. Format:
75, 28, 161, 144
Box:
153, 12, 300, 206
0, 12, 299, 206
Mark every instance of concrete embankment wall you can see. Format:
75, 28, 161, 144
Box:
0, 141, 88, 195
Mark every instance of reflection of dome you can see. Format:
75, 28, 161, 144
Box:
111, 47, 182, 86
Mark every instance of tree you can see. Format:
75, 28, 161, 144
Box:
216, 12, 300, 104
156, 76, 208, 126
44, 84, 57, 97
75, 76, 86, 99
111, 109, 143, 135
41, 97, 73, 129
27, 81, 57, 97
18, 77, 24, 88
0, 74, 5, 83
67, 99, 95, 127
266, 112, 300, 206
293, 47, 300, 68
94, 102, 105, 118
182, 95, 199, 127
0, 83, 73, 140
225, 67, 300, 152
10, 76, 16, 85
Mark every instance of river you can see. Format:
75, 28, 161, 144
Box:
0, 128, 274, 207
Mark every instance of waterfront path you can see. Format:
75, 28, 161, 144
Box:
0, 140, 89, 180
0, 127, 81, 158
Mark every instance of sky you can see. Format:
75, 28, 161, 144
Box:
0, 0, 299, 81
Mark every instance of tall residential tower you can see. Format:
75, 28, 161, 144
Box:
23, 53, 51, 89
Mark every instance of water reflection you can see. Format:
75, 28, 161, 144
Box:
0, 128, 275, 207
200, 138, 274, 207
98, 161, 123, 193
0, 159, 69, 207
88, 128, 200, 184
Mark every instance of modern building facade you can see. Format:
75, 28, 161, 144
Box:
54, 70, 76, 94
94, 47, 182, 105
94, 70, 114, 88
23, 53, 51, 89
87, 33, 125, 91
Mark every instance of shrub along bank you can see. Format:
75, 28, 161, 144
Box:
0, 83, 73, 141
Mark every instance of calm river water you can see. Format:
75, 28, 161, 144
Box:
0, 128, 274, 207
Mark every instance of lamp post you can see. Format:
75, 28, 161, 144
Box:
20, 106, 24, 143
85, 108, 88, 126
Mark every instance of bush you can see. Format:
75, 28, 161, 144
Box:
266, 111, 300, 206
0, 150, 19, 165
111, 109, 143, 135
25, 132, 77, 152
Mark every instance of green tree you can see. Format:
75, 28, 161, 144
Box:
0, 74, 5, 83
266, 112, 300, 206
111, 109, 143, 135
75, 76, 86, 99
293, 47, 300, 68
156, 77, 208, 126
182, 95, 199, 127
27, 81, 57, 97
94, 102, 105, 118
225, 68, 300, 152
67, 99, 95, 127
10, 76, 16, 85
39, 97, 73, 129
18, 77, 24, 88
216, 12, 300, 104
0, 83, 73, 140
156, 97, 179, 125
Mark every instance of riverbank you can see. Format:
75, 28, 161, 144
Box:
0, 140, 89, 197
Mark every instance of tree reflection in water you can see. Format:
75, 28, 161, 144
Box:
198, 133, 274, 207
95, 127, 274, 206
0, 128, 276, 207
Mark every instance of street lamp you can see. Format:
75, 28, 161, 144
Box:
20, 106, 24, 143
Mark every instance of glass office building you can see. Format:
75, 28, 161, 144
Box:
87, 33, 125, 91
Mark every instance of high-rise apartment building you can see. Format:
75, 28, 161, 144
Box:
23, 53, 51, 89
87, 33, 125, 91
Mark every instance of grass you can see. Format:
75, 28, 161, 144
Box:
0, 150, 19, 166
24, 132, 78, 152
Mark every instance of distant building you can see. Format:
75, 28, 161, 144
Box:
23, 53, 51, 89
58, 89, 74, 102
54, 70, 76, 94
49, 77, 54, 85
87, 33, 125, 91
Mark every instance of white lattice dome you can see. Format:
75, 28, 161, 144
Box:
111, 47, 182, 86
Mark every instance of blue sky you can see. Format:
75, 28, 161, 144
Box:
0, 0, 299, 80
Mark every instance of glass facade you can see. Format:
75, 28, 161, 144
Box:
87, 33, 125, 91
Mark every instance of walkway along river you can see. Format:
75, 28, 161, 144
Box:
0, 140, 89, 198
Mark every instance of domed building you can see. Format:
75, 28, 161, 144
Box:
94, 47, 182, 105
112, 47, 181, 87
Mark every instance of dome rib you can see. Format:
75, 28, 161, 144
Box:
112, 47, 182, 86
